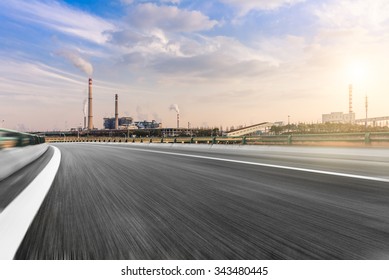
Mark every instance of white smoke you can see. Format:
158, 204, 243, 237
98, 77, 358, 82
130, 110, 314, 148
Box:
58, 50, 93, 76
169, 104, 179, 114
83, 98, 87, 117
136, 106, 148, 120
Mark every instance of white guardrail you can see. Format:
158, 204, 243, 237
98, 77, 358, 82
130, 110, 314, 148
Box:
0, 144, 49, 181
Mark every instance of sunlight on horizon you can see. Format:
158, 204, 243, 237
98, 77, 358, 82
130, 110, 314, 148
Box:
347, 61, 368, 86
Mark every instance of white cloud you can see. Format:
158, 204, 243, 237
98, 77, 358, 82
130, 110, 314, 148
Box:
314, 0, 389, 30
160, 0, 181, 4
126, 35, 279, 81
120, 0, 181, 5
106, 3, 220, 60
108, 28, 184, 58
126, 3, 218, 32
220, 0, 306, 15
0, 0, 115, 44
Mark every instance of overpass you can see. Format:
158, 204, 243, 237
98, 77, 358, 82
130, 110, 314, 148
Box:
355, 116, 389, 127
226, 122, 273, 137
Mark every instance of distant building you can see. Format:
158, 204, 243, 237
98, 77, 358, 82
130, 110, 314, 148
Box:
322, 112, 355, 124
355, 116, 389, 127
103, 117, 133, 129
273, 121, 284, 126
134, 120, 161, 129
103, 117, 161, 130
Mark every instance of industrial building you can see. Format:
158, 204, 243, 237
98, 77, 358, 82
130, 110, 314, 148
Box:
134, 120, 161, 129
322, 112, 355, 124
101, 92, 162, 130
355, 116, 389, 127
103, 118, 161, 130
103, 117, 133, 129
322, 84, 356, 124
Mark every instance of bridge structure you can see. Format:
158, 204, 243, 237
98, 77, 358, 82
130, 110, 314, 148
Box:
226, 122, 273, 137
355, 116, 389, 127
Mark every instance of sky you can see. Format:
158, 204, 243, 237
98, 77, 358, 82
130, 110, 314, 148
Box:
1, 0, 389, 131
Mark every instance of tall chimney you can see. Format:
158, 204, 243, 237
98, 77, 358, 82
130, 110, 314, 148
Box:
115, 94, 118, 130
88, 78, 93, 130
177, 113, 179, 129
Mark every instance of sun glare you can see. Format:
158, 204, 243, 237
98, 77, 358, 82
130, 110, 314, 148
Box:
347, 61, 368, 85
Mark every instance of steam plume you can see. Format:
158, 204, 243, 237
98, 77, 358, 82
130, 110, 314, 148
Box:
169, 104, 179, 114
83, 98, 87, 117
58, 50, 93, 76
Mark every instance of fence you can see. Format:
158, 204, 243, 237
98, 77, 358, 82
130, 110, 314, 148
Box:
47, 132, 389, 146
0, 129, 45, 149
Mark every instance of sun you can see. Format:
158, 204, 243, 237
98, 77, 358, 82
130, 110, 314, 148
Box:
347, 61, 368, 85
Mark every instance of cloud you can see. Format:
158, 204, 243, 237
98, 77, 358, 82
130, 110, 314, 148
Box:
160, 0, 181, 4
0, 0, 115, 44
146, 36, 278, 81
314, 0, 389, 31
120, 0, 181, 5
0, 58, 85, 98
126, 3, 218, 32
110, 30, 279, 83
108, 28, 181, 56
106, 2, 220, 60
219, 0, 306, 16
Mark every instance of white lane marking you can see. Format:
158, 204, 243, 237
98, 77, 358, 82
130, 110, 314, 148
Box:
117, 146, 389, 183
0, 146, 61, 260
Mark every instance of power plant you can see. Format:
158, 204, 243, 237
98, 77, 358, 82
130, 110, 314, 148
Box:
322, 84, 356, 124
83, 78, 167, 131
103, 92, 161, 130
88, 78, 93, 130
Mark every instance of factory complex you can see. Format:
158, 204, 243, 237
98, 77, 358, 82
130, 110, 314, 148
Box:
322, 84, 389, 127
53, 78, 388, 139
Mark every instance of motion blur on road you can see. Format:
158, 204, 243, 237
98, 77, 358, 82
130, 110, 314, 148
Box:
11, 143, 389, 259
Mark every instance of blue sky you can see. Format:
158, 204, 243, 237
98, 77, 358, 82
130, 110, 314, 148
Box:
1, 0, 389, 131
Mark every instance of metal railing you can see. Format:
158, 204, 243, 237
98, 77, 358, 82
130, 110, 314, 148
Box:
0, 129, 45, 149
46, 132, 389, 146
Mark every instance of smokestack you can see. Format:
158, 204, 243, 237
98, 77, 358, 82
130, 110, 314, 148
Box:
169, 104, 180, 128
88, 78, 93, 130
115, 94, 118, 130
349, 84, 353, 114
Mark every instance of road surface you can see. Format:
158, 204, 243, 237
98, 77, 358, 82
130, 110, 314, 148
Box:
0, 147, 53, 212
12, 143, 389, 259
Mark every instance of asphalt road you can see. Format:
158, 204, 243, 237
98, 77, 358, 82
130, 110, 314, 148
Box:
15, 143, 389, 259
0, 147, 53, 212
